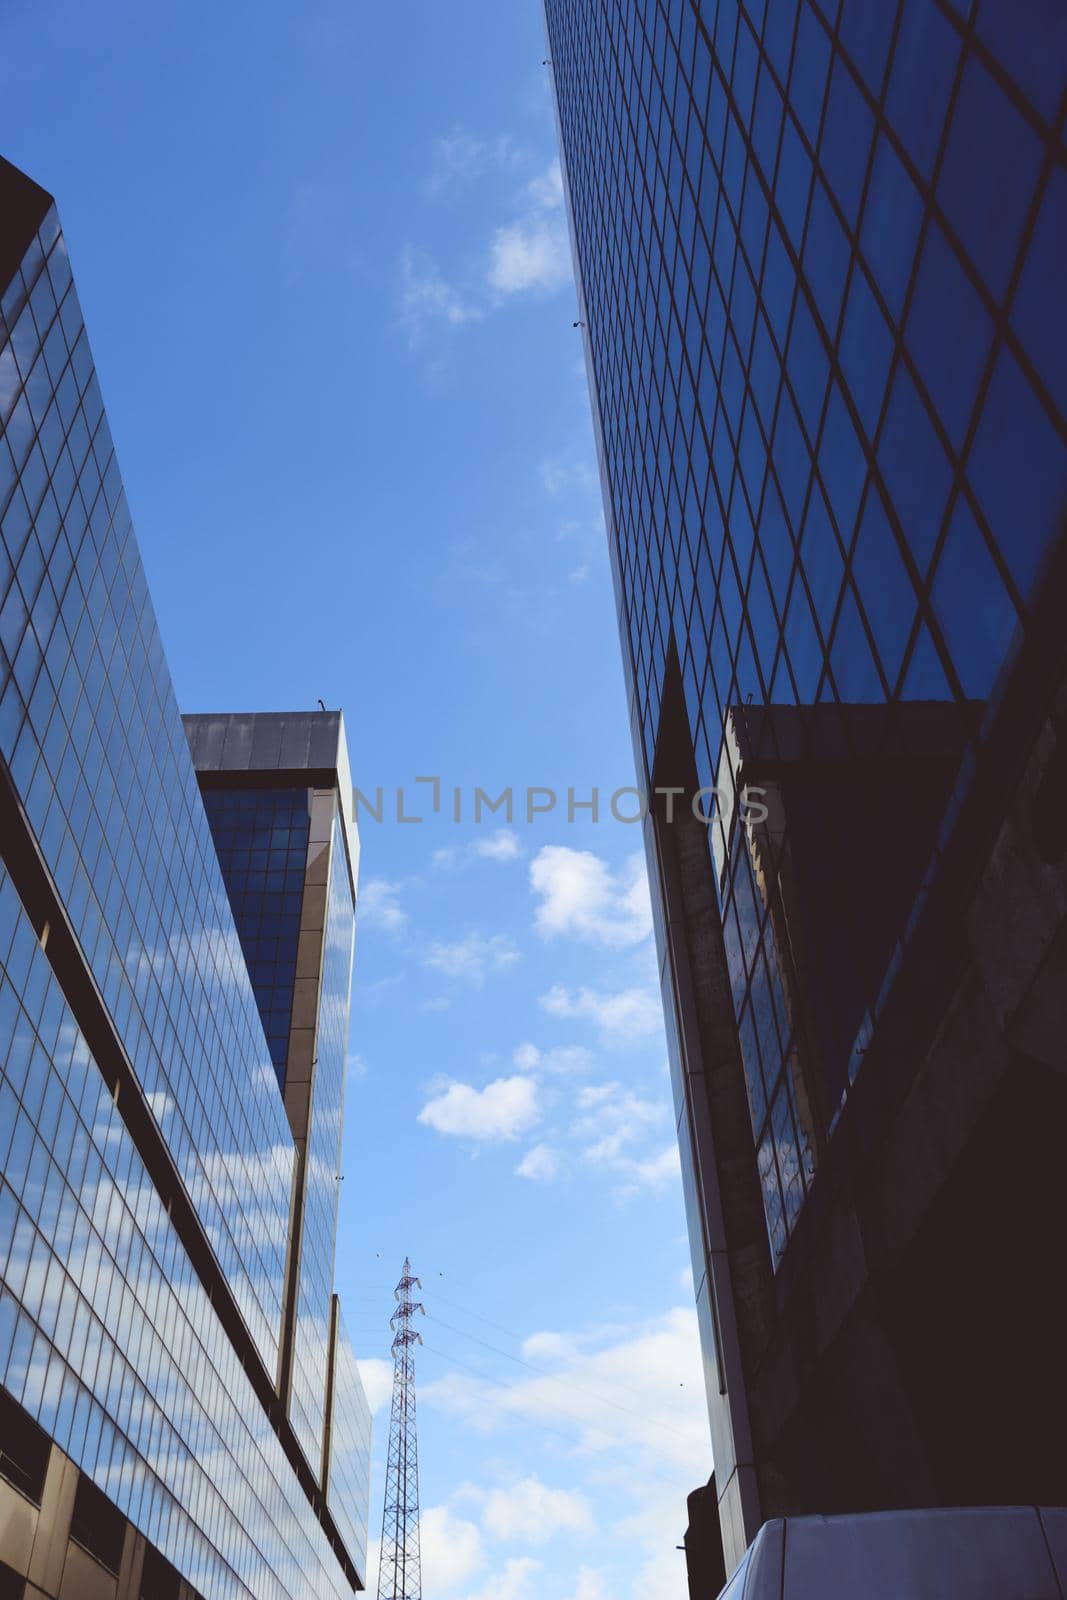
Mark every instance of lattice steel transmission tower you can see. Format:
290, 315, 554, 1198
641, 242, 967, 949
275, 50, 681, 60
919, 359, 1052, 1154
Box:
377, 1258, 425, 1600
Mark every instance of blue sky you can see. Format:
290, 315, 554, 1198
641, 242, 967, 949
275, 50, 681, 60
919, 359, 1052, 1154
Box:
3, 3, 711, 1595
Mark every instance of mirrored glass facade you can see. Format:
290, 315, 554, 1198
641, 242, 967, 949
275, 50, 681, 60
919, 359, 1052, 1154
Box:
0, 159, 370, 1597
289, 813, 353, 1480
200, 789, 311, 1085
0, 863, 353, 1600
545, 0, 1067, 1251
546, 0, 1067, 1566
0, 189, 293, 1372
325, 1306, 373, 1583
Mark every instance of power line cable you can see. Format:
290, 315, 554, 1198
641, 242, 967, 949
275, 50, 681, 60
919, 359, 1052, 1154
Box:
417, 1339, 690, 1485
423, 1312, 693, 1442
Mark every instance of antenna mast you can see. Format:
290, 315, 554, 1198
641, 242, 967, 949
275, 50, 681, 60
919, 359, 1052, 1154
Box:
376, 1257, 424, 1600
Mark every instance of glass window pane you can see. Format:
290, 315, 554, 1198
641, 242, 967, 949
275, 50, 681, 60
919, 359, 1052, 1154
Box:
861, 132, 925, 321
877, 361, 953, 574
937, 55, 1043, 297
839, 267, 894, 440
852, 486, 918, 687
905, 223, 992, 450
885, 0, 962, 179
975, 0, 1067, 122
1010, 164, 1067, 425
966, 348, 1067, 605
930, 497, 1019, 698
821, 56, 874, 225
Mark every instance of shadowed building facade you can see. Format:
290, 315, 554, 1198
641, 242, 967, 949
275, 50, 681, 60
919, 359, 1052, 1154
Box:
0, 158, 370, 1599
544, 0, 1067, 1577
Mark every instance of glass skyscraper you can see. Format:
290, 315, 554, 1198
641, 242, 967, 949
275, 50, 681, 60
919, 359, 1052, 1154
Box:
0, 158, 370, 1599
545, 0, 1067, 1578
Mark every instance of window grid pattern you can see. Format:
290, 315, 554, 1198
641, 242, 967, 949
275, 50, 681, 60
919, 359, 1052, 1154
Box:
545, 0, 1067, 1262
0, 210, 295, 1361
200, 789, 310, 1086
290, 815, 353, 1476
326, 1307, 372, 1583
0, 865, 354, 1600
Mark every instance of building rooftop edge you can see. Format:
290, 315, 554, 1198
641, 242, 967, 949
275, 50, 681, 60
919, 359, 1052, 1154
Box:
181, 709, 360, 899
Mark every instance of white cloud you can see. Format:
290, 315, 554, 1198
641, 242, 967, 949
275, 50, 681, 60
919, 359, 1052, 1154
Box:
624, 1143, 682, 1191
540, 984, 663, 1041
486, 157, 571, 299
513, 1041, 594, 1076
457, 1557, 540, 1600
434, 831, 523, 871
356, 1357, 393, 1416
399, 246, 483, 345
540, 455, 597, 499
575, 1568, 609, 1600
473, 829, 523, 862
423, 1308, 710, 1477
428, 128, 523, 194
403, 145, 569, 346
358, 877, 408, 932
680, 1265, 694, 1293
514, 1143, 559, 1182
419, 1075, 540, 1142
530, 847, 652, 948
488, 216, 571, 296
425, 933, 520, 986
520, 1330, 580, 1365
421, 1505, 485, 1591
574, 1082, 665, 1161
521, 159, 565, 211
482, 1477, 591, 1543
570, 1083, 677, 1196
538, 454, 605, 584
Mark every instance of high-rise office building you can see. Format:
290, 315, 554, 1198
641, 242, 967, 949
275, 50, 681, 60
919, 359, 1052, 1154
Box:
0, 156, 370, 1599
545, 0, 1067, 1577
183, 712, 367, 1524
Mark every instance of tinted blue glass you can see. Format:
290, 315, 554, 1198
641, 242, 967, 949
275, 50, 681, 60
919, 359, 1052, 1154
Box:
776, 114, 813, 252
802, 178, 850, 335
838, 267, 894, 440
837, 0, 897, 96
0, 191, 367, 1589
937, 56, 1043, 298
860, 133, 925, 321
799, 482, 844, 637
975, 0, 1067, 121
885, 0, 962, 178
0, 870, 354, 1600
0, 210, 293, 1372
1010, 164, 1067, 424
785, 291, 829, 443
790, 2, 832, 145
906, 223, 992, 449
327, 1309, 372, 1581
902, 622, 954, 701
201, 786, 310, 1083
830, 584, 881, 699
931, 498, 1019, 698
545, 0, 1067, 1267
820, 56, 874, 224
784, 572, 823, 698
290, 813, 354, 1475
852, 488, 918, 687
877, 362, 953, 573
966, 349, 1067, 605
819, 381, 867, 543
